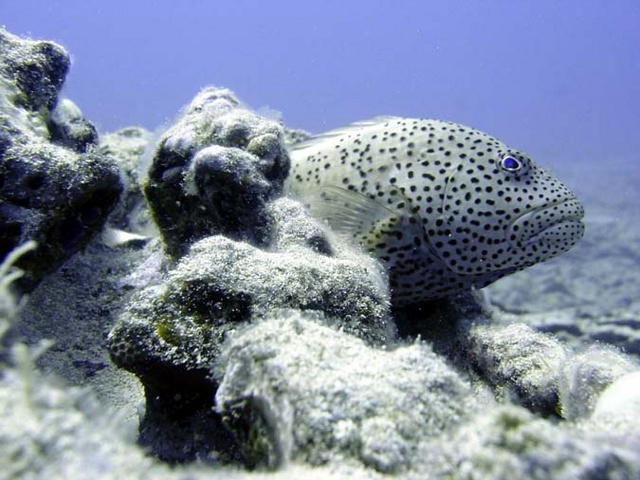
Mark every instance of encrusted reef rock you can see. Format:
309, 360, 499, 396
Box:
108, 227, 393, 461
558, 344, 639, 421
108, 87, 394, 463
418, 403, 640, 479
214, 311, 480, 471
49, 97, 99, 152
0, 29, 68, 113
462, 321, 569, 414
0, 28, 122, 290
144, 87, 290, 258
98, 126, 154, 234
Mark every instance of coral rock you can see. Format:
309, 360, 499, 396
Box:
144, 87, 290, 258
0, 28, 122, 290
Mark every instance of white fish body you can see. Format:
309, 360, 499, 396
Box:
286, 117, 585, 306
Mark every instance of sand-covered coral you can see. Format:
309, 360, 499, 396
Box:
0, 28, 122, 291
107, 87, 393, 462
215, 311, 481, 472
143, 87, 289, 258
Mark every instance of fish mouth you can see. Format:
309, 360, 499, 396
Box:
508, 198, 585, 249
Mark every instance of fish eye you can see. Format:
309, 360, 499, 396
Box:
499, 155, 522, 172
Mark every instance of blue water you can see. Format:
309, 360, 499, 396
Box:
2, 1, 639, 174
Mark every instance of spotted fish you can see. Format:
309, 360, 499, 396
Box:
286, 117, 585, 306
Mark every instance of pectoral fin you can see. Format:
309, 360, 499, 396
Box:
305, 185, 401, 241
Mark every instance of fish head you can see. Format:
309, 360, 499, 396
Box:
428, 147, 585, 276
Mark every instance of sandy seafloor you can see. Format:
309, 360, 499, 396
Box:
486, 157, 640, 357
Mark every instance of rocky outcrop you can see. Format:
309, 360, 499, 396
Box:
0, 28, 122, 290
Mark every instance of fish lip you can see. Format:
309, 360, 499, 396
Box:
507, 198, 585, 248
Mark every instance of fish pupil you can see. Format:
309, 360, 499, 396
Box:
500, 155, 521, 172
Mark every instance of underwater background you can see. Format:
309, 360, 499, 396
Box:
3, 0, 639, 170
2, 2, 640, 478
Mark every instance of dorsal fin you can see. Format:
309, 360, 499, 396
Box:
290, 116, 402, 157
